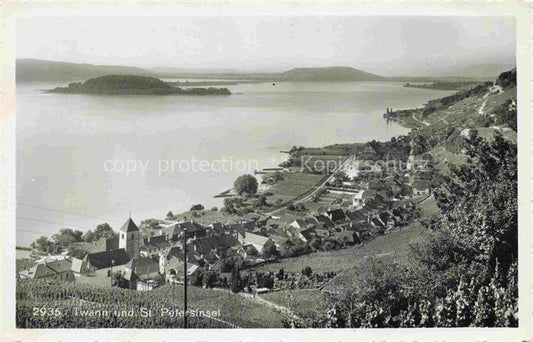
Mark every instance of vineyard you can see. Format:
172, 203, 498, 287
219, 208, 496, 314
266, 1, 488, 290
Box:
16, 279, 285, 328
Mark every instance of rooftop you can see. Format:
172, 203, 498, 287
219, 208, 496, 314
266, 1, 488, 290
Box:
120, 218, 140, 233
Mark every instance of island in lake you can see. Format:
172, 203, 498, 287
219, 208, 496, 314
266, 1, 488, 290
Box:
47, 74, 231, 95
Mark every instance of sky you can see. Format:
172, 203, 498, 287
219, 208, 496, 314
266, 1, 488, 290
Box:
17, 16, 515, 76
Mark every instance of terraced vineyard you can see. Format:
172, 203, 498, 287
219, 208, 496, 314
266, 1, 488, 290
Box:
16, 279, 285, 328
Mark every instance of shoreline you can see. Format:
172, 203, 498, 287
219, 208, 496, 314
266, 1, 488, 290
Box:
17, 83, 457, 249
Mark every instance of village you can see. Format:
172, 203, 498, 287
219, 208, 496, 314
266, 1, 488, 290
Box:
18, 137, 434, 295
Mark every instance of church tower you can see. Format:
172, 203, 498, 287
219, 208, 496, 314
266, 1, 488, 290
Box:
119, 218, 140, 259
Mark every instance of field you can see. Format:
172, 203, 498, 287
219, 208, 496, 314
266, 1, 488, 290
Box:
265, 172, 324, 206
254, 223, 426, 274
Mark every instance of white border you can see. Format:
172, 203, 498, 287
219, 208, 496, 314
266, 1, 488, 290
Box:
1, 1, 531, 341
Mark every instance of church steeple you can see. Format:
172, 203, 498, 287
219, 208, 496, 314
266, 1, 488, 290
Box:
119, 217, 140, 259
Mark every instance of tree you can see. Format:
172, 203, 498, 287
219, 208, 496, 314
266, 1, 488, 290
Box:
94, 223, 116, 240
204, 271, 218, 288
83, 230, 97, 243
233, 174, 258, 195
139, 219, 160, 231
190, 204, 204, 211
254, 195, 267, 208
302, 266, 313, 277
31, 236, 54, 254
52, 228, 83, 251
222, 197, 244, 214
112, 271, 128, 288
277, 268, 285, 280
231, 269, 243, 293
430, 131, 517, 273
262, 241, 280, 259
166, 211, 174, 219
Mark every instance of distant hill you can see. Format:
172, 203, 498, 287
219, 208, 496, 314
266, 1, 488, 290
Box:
47, 75, 231, 96
447, 64, 516, 79
279, 66, 384, 81
16, 59, 154, 83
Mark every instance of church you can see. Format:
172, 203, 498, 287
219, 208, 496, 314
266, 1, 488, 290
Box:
73, 218, 159, 289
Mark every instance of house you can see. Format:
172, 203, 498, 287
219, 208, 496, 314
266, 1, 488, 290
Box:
346, 209, 367, 224
290, 217, 317, 231
412, 180, 431, 196
82, 248, 131, 276
378, 212, 397, 230
191, 235, 240, 260
179, 221, 208, 240
19, 258, 74, 281
125, 257, 160, 281
370, 217, 386, 235
313, 215, 336, 230
207, 222, 226, 236
164, 257, 204, 285
140, 235, 171, 257
269, 234, 290, 248
325, 209, 349, 226
71, 257, 87, 278
290, 219, 307, 230
237, 232, 274, 255
298, 229, 315, 243
233, 244, 259, 259
364, 196, 388, 213
161, 223, 181, 241
226, 223, 246, 236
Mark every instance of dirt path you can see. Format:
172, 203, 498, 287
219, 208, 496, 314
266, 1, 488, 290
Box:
412, 112, 430, 127
478, 96, 489, 116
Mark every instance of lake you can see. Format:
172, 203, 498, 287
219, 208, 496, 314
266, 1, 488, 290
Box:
16, 81, 453, 247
